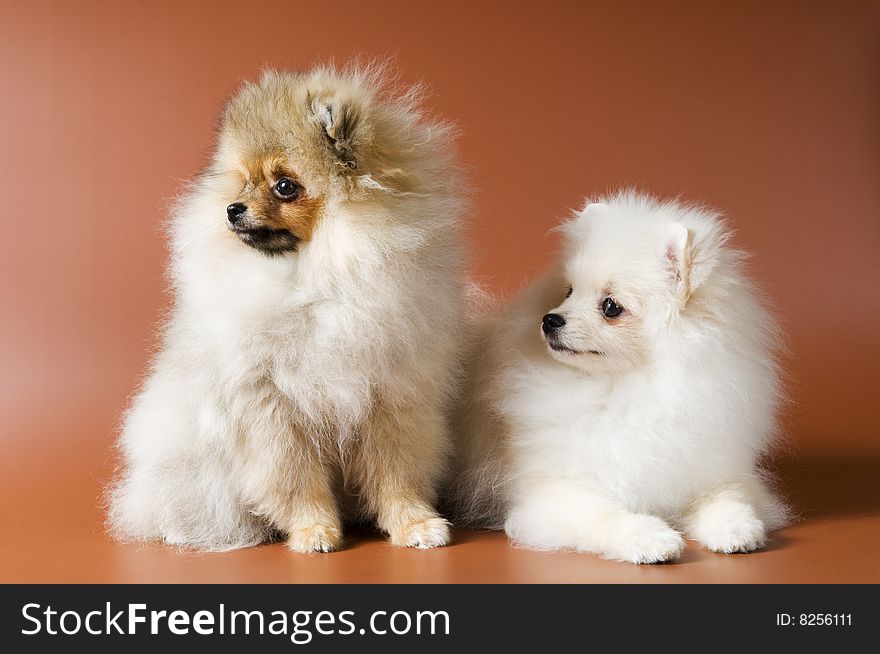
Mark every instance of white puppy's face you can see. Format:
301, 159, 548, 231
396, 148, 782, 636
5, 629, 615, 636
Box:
542, 279, 649, 373
541, 201, 693, 373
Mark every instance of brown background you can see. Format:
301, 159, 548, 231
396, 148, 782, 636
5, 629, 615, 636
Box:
1, 0, 878, 583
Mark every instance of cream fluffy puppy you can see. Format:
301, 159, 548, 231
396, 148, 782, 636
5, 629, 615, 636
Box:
450, 192, 787, 563
109, 67, 465, 552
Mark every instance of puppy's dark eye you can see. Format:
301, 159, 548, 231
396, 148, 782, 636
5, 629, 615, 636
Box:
274, 178, 301, 200
601, 297, 624, 319
566, 286, 573, 298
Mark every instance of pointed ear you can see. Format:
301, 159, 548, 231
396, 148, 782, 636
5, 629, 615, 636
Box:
309, 94, 360, 170
665, 223, 694, 307
582, 202, 607, 217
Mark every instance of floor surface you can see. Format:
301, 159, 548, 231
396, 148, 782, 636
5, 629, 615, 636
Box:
2, 402, 878, 584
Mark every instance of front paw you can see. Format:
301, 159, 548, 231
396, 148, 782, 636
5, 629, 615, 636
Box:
286, 523, 343, 554
690, 501, 766, 554
607, 514, 685, 564
389, 516, 451, 549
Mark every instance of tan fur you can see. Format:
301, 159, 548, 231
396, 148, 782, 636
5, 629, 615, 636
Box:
228, 154, 326, 244
108, 65, 466, 552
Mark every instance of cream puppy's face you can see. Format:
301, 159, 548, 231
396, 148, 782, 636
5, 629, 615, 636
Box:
209, 70, 377, 256
210, 72, 359, 256
541, 201, 694, 373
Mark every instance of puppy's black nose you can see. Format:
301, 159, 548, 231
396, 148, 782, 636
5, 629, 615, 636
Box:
227, 203, 247, 224
542, 313, 566, 334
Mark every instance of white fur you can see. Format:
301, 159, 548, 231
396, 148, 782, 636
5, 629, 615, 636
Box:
109, 67, 465, 551
450, 191, 788, 563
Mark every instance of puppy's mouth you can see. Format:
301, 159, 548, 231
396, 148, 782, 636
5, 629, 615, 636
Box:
231, 225, 299, 256
546, 337, 603, 356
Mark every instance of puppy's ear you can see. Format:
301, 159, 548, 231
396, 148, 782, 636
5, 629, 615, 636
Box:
583, 202, 607, 217
309, 94, 361, 171
665, 223, 694, 307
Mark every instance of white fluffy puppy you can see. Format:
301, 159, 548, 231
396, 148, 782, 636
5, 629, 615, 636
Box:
450, 191, 787, 563
109, 67, 465, 552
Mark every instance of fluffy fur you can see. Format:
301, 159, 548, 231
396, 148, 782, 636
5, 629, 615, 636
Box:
449, 191, 788, 563
109, 66, 466, 552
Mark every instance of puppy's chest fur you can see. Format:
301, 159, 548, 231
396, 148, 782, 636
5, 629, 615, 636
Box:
506, 363, 716, 512
190, 257, 395, 434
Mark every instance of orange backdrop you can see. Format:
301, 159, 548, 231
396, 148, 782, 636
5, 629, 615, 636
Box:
1, 0, 878, 487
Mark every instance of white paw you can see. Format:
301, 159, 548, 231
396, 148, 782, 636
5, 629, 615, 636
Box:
286, 524, 342, 554
608, 514, 685, 564
691, 501, 766, 554
162, 530, 190, 547
505, 507, 571, 551
393, 516, 451, 549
